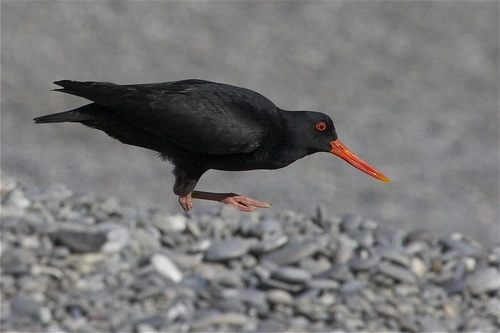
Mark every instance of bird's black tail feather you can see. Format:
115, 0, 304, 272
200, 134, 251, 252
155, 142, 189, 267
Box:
33, 104, 109, 124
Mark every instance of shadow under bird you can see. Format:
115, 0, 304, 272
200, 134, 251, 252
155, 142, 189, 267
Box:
34, 79, 389, 212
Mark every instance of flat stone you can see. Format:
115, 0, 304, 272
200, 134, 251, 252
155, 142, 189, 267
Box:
349, 252, 381, 271
151, 253, 183, 283
468, 267, 500, 294
334, 235, 358, 264
339, 214, 364, 232
11, 295, 44, 321
52, 229, 107, 253
270, 266, 311, 284
251, 234, 289, 254
410, 257, 427, 278
381, 251, 411, 267
306, 278, 340, 290
266, 289, 294, 305
439, 236, 484, 257
259, 278, 305, 293
101, 227, 131, 253
294, 297, 329, 321
204, 238, 250, 262
299, 257, 332, 276
260, 241, 319, 265
151, 213, 188, 233
378, 262, 417, 284
339, 280, 365, 294
0, 248, 36, 275
440, 277, 467, 294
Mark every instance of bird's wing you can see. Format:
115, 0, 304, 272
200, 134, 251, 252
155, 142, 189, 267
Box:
54, 80, 279, 155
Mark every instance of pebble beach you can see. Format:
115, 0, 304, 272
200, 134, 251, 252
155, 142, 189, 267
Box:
1, 173, 499, 332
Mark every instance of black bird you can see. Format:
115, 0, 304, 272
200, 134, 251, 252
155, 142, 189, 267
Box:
34, 79, 389, 212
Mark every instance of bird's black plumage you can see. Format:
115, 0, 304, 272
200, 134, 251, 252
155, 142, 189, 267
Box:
35, 79, 388, 211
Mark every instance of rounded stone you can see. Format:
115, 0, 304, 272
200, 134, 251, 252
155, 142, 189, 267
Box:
204, 239, 250, 262
270, 266, 311, 284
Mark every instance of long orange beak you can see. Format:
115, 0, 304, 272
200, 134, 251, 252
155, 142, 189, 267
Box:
330, 139, 390, 182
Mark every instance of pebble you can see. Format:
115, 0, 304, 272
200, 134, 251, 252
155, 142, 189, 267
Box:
204, 238, 250, 261
339, 214, 364, 232
266, 289, 294, 305
467, 267, 500, 294
261, 241, 319, 265
10, 295, 49, 322
102, 227, 131, 253
334, 234, 358, 264
52, 229, 107, 253
340, 279, 366, 294
270, 266, 311, 284
306, 279, 340, 290
378, 262, 417, 284
349, 251, 381, 271
1, 176, 499, 333
1, 248, 37, 275
150, 253, 183, 283
251, 234, 289, 254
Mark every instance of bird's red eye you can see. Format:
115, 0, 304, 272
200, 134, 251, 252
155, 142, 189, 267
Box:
315, 121, 327, 131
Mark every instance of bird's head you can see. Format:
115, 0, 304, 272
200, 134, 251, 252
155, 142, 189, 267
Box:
289, 111, 390, 182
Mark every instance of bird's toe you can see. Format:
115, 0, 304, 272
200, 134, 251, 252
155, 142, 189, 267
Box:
178, 193, 193, 211
221, 194, 271, 212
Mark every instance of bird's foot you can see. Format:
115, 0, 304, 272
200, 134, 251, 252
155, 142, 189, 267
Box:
189, 190, 271, 212
178, 193, 193, 212
219, 193, 272, 212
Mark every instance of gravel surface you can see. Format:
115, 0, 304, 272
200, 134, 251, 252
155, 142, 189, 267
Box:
1, 1, 498, 246
2, 174, 499, 332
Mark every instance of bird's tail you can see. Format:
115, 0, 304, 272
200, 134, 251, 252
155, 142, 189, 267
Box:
34, 104, 108, 124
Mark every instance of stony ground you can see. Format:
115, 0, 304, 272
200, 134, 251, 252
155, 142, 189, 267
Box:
1, 174, 499, 332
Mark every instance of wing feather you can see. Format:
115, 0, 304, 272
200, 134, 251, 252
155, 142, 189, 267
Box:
54, 80, 280, 155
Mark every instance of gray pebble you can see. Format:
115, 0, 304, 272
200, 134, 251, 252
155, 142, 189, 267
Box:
334, 234, 358, 264
52, 229, 107, 253
204, 238, 250, 261
339, 214, 364, 232
102, 227, 131, 253
251, 234, 289, 254
261, 241, 319, 265
11, 295, 45, 321
381, 250, 411, 267
349, 251, 381, 271
152, 213, 188, 233
306, 278, 340, 290
266, 289, 294, 305
0, 248, 36, 275
150, 253, 183, 283
299, 257, 332, 276
378, 262, 417, 284
294, 297, 329, 321
439, 235, 484, 257
468, 267, 500, 294
260, 278, 305, 293
440, 277, 467, 294
270, 266, 311, 284
339, 280, 365, 294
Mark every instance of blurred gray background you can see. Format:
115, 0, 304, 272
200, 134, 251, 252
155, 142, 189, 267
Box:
2, 1, 498, 245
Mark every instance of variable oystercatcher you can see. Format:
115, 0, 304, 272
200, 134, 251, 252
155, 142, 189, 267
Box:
34, 79, 389, 212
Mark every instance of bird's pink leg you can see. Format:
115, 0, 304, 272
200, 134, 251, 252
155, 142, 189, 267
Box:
190, 191, 272, 212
